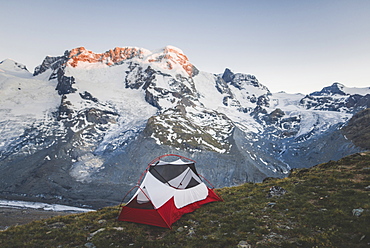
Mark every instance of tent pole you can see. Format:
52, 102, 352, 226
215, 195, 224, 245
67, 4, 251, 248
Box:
116, 185, 139, 220
176, 168, 191, 188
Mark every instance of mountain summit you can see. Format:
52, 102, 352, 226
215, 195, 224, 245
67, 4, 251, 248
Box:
1, 46, 369, 208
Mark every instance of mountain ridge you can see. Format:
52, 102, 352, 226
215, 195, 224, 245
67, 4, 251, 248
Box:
1, 45, 369, 208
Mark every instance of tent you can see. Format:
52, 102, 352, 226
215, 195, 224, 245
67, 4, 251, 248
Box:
118, 154, 222, 228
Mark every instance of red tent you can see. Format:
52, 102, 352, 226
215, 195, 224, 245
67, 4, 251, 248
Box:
118, 154, 222, 228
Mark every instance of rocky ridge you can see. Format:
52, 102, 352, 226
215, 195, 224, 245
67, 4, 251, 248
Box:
0, 46, 369, 208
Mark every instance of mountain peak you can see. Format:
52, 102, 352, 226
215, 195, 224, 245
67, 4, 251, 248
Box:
0, 59, 29, 73
163, 45, 185, 54
221, 68, 235, 82
310, 82, 347, 96
67, 46, 149, 67
2, 44, 370, 212
146, 45, 197, 77
33, 45, 198, 78
310, 82, 370, 97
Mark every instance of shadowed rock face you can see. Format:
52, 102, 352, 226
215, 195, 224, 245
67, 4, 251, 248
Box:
342, 108, 370, 150
0, 47, 369, 208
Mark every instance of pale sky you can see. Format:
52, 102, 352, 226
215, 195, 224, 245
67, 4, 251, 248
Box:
1, 0, 369, 94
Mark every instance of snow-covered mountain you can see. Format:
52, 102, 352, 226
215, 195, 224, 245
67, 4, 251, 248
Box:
1, 46, 369, 208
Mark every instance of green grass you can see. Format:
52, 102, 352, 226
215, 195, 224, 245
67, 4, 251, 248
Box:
1, 152, 370, 247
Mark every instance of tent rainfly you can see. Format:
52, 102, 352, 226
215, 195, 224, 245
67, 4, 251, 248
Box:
118, 154, 222, 228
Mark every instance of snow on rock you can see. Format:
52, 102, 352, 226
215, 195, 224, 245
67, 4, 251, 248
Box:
0, 59, 29, 75
300, 83, 370, 113
67, 46, 150, 67
147, 106, 234, 153
60, 45, 197, 78
0, 59, 61, 159
311, 82, 370, 96
145, 45, 197, 77
0, 45, 369, 208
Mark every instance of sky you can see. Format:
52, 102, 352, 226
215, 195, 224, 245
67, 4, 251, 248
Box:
1, 0, 369, 94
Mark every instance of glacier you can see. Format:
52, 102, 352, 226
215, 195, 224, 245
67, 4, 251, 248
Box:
0, 46, 369, 208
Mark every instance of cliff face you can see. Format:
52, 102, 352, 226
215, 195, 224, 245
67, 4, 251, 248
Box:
341, 108, 370, 150
0, 47, 369, 208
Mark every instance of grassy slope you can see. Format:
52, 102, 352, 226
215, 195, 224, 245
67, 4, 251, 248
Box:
1, 152, 369, 248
